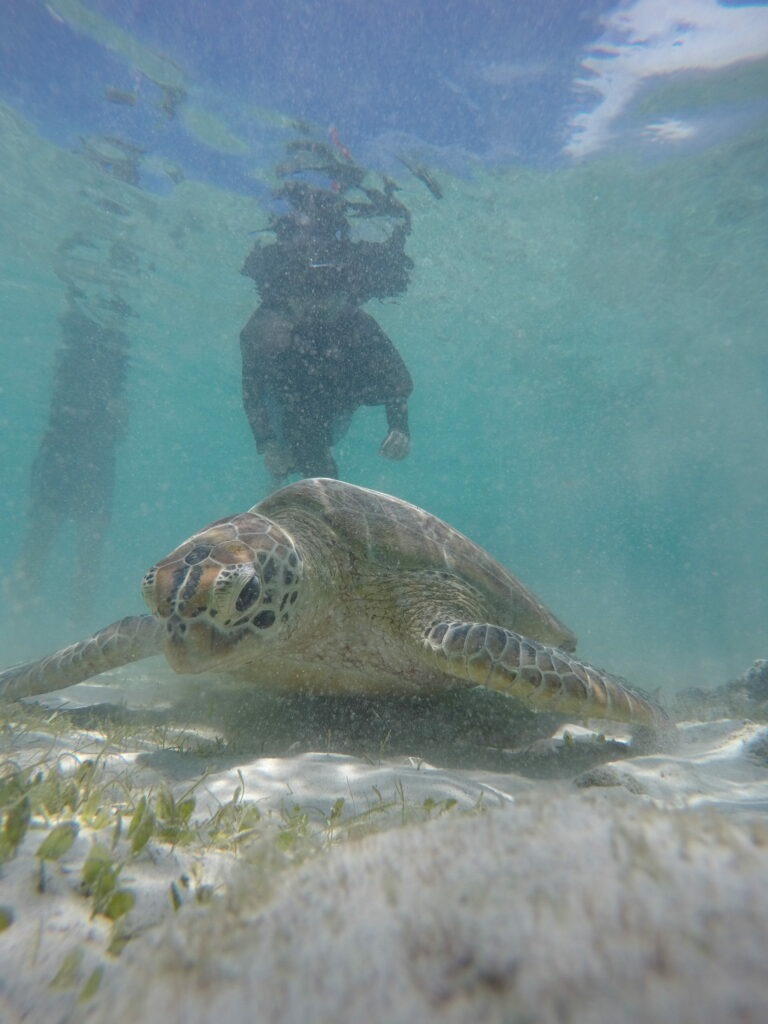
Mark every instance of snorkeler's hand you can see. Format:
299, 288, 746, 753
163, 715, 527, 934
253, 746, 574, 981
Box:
263, 440, 294, 481
379, 429, 410, 461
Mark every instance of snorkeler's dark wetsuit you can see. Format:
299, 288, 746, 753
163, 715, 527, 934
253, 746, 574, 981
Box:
240, 171, 414, 481
240, 303, 412, 479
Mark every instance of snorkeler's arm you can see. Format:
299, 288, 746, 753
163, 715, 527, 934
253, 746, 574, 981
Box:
379, 331, 413, 440
384, 394, 410, 437
380, 395, 410, 460
381, 358, 412, 460
380, 396, 411, 461
349, 310, 413, 460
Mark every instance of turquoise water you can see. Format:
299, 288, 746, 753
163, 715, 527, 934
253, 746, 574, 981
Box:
0, 99, 766, 697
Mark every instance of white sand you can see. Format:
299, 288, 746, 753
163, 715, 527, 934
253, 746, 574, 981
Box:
1, 682, 768, 1023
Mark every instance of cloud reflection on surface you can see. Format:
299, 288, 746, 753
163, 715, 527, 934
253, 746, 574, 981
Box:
566, 0, 768, 158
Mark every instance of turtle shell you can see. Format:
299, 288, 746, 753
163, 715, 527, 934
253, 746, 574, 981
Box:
254, 478, 576, 652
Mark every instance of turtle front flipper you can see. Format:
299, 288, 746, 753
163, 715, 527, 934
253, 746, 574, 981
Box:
422, 620, 672, 736
0, 614, 164, 701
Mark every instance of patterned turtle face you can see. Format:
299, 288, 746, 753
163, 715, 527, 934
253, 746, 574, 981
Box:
142, 512, 304, 673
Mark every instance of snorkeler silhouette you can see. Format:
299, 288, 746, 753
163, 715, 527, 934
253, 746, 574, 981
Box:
12, 137, 141, 630
17, 292, 130, 622
240, 137, 415, 481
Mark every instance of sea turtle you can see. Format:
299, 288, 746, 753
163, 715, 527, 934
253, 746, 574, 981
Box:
0, 478, 669, 740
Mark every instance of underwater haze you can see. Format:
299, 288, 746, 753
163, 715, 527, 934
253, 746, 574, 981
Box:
1, 0, 767, 697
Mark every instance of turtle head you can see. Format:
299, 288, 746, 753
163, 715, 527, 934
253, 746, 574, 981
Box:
142, 512, 304, 674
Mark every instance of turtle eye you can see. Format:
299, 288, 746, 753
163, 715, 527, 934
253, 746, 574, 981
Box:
235, 575, 261, 612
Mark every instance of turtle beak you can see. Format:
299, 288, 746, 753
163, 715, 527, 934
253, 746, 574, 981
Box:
163, 617, 218, 673
162, 615, 246, 674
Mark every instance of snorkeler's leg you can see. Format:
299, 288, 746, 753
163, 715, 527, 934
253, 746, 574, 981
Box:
70, 506, 111, 631
292, 435, 338, 479
286, 408, 338, 479
9, 501, 63, 620
240, 307, 295, 453
330, 411, 353, 446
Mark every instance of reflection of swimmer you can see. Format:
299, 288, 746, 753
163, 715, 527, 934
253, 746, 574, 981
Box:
16, 298, 129, 623
158, 84, 186, 120
13, 134, 142, 631
81, 135, 144, 186
104, 87, 137, 107
396, 154, 443, 199
240, 174, 414, 481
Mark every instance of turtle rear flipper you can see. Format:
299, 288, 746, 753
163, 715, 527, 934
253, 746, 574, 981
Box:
0, 614, 163, 700
422, 620, 675, 745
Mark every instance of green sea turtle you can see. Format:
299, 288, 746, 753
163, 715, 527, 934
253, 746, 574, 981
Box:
0, 478, 669, 739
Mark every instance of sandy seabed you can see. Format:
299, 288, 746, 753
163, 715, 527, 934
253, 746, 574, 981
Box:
2, 675, 768, 1024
